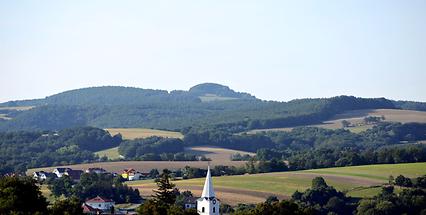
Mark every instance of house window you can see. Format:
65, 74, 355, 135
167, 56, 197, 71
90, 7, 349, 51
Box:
213, 207, 216, 213
202, 207, 205, 212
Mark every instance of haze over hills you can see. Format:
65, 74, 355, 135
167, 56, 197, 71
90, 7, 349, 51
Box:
0, 83, 425, 132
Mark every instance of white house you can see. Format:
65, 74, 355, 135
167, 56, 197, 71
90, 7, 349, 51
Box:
53, 168, 72, 178
197, 166, 220, 215
33, 171, 56, 181
85, 196, 115, 212
128, 171, 142, 181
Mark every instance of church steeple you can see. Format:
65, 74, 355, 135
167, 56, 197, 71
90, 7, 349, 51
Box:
201, 165, 216, 198
197, 165, 220, 215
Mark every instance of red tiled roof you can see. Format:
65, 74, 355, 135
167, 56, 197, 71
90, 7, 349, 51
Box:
123, 168, 136, 174
86, 196, 114, 203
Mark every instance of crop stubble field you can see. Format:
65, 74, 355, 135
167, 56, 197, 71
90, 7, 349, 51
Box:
105, 128, 184, 140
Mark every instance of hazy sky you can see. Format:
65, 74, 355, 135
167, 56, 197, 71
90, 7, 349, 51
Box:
1, 0, 425, 102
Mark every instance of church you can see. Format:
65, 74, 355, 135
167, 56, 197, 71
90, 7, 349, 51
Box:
197, 166, 220, 215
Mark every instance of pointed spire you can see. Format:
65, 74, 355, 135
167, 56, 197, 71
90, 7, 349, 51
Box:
201, 165, 215, 198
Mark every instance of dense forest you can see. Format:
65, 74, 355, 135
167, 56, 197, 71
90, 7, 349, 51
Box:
1, 83, 425, 132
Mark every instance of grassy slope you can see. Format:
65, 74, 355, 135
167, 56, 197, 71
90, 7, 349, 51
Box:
95, 147, 121, 160
127, 162, 426, 203
247, 109, 426, 134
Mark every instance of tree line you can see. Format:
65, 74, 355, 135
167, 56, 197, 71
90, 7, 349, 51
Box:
0, 127, 121, 174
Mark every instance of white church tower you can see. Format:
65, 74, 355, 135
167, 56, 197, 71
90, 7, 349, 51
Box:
197, 166, 220, 215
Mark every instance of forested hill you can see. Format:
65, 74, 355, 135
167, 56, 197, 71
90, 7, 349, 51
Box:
1, 83, 255, 107
0, 83, 425, 131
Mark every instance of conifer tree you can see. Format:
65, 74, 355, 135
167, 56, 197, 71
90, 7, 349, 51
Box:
153, 169, 177, 205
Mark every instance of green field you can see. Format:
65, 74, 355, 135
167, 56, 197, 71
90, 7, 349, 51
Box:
128, 162, 426, 204
95, 147, 121, 160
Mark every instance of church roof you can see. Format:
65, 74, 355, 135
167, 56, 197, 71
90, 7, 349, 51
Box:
201, 165, 216, 198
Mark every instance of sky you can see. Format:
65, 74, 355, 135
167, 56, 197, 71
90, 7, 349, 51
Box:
1, 0, 425, 102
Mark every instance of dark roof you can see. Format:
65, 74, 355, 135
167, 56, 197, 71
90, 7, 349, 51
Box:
34, 171, 57, 178
44, 172, 57, 177
66, 170, 83, 180
86, 196, 114, 203
184, 196, 198, 204
55, 167, 72, 173
123, 168, 136, 174
87, 167, 106, 172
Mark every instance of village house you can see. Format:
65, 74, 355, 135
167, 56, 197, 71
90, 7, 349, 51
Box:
52, 168, 83, 181
121, 168, 142, 181
53, 168, 72, 178
82, 203, 103, 214
85, 167, 107, 174
84, 196, 115, 213
183, 196, 198, 210
33, 171, 56, 181
65, 169, 84, 181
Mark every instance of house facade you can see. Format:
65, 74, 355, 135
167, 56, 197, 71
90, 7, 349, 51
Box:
85, 196, 115, 212
53, 168, 72, 178
33, 171, 56, 181
121, 168, 142, 181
